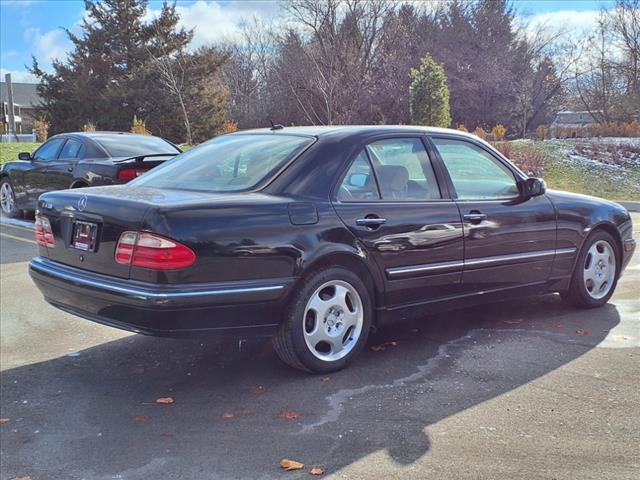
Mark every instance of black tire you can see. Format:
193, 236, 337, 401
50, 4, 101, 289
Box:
560, 229, 620, 308
0, 177, 21, 218
273, 266, 373, 373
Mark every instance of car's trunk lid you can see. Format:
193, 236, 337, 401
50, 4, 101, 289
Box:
37, 186, 160, 279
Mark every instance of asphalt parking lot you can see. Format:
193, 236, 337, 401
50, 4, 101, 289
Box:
1, 215, 638, 480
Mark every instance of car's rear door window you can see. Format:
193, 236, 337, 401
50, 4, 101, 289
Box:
431, 138, 518, 200
131, 134, 314, 192
337, 151, 381, 201
58, 139, 84, 159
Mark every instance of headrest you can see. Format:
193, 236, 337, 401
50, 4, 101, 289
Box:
376, 165, 409, 192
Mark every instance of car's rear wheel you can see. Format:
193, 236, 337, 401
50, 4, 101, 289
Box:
0, 178, 21, 218
560, 230, 619, 308
273, 267, 372, 373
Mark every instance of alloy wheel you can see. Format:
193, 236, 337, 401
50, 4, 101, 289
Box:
302, 280, 364, 362
583, 240, 616, 300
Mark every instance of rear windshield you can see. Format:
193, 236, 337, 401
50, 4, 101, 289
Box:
130, 134, 314, 192
93, 135, 179, 157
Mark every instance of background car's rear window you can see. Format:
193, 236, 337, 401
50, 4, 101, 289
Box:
130, 134, 313, 192
93, 135, 179, 157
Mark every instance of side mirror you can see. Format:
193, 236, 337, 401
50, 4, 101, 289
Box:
348, 173, 368, 188
18, 152, 32, 161
521, 177, 546, 198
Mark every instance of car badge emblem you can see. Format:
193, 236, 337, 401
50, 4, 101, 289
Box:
77, 195, 88, 212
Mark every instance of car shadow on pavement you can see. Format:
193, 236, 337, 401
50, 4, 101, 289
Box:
0, 294, 620, 479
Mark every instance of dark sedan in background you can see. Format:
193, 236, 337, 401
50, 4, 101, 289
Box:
28, 126, 636, 373
0, 132, 180, 218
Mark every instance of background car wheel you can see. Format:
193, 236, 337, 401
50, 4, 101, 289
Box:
273, 266, 373, 373
0, 178, 21, 218
560, 230, 620, 308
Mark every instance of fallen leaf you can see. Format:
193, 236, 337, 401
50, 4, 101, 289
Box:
280, 459, 304, 471
503, 319, 524, 325
161, 432, 173, 437
309, 466, 325, 475
370, 341, 397, 352
222, 412, 235, 419
155, 397, 174, 404
0, 418, 9, 424
576, 328, 590, 336
321, 376, 331, 382
134, 415, 150, 423
9, 477, 32, 480
278, 410, 303, 420
130, 367, 145, 375
250, 386, 268, 395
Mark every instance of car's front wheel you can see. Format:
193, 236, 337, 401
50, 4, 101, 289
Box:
273, 267, 372, 373
0, 178, 21, 218
561, 230, 619, 308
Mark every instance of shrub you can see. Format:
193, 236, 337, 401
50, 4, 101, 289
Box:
457, 124, 468, 132
83, 121, 96, 132
221, 119, 239, 134
512, 146, 545, 177
536, 125, 548, 140
473, 127, 486, 140
33, 117, 50, 141
493, 141, 512, 159
131, 115, 151, 135
491, 124, 507, 141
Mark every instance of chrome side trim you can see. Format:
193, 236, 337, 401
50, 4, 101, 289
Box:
464, 249, 556, 267
386, 247, 578, 279
29, 257, 285, 301
387, 260, 464, 278
556, 247, 578, 256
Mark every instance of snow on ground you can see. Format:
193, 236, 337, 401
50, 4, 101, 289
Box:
551, 137, 640, 171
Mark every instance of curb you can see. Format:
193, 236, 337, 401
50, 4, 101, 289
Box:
0, 217, 35, 229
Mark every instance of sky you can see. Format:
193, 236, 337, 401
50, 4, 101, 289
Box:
0, 0, 616, 83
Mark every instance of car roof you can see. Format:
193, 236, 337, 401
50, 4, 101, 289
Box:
235, 125, 481, 141
53, 131, 158, 139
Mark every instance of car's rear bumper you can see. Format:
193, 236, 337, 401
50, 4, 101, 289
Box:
29, 256, 292, 337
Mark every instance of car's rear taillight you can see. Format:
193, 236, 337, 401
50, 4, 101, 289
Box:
117, 168, 148, 181
35, 214, 55, 247
115, 231, 195, 269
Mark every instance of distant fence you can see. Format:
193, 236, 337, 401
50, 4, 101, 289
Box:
0, 131, 38, 143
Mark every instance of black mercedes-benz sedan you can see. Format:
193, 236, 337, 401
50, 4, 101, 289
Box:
0, 132, 180, 218
28, 126, 636, 372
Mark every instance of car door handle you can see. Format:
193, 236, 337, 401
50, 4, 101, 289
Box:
356, 217, 387, 228
463, 212, 487, 224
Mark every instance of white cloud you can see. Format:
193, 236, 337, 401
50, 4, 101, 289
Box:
522, 9, 600, 39
146, 0, 281, 49
24, 26, 72, 67
0, 68, 38, 83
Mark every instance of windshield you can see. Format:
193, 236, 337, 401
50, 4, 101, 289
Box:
130, 134, 314, 192
93, 135, 179, 157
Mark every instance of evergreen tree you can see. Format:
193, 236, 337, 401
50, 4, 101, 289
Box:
31, 0, 193, 137
409, 54, 451, 127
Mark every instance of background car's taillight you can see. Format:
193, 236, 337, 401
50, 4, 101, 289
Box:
117, 168, 148, 181
115, 231, 195, 269
35, 214, 55, 247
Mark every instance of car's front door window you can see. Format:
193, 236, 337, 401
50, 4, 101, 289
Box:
431, 138, 519, 200
366, 138, 441, 201
33, 138, 65, 162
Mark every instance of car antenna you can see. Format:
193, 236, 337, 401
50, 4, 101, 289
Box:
270, 119, 284, 131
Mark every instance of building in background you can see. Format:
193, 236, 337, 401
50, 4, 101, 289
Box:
1, 81, 41, 135
550, 111, 599, 138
